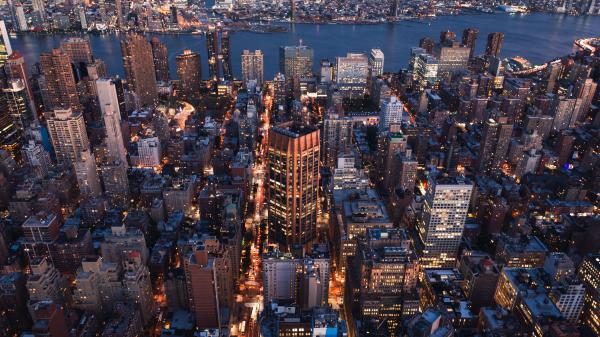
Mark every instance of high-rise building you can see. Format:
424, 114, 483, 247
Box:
26, 257, 66, 306
268, 122, 320, 249
241, 49, 264, 87
322, 112, 353, 169
262, 249, 301, 305
0, 20, 12, 68
60, 37, 94, 70
5, 51, 36, 116
122, 251, 155, 325
461, 28, 479, 59
416, 175, 473, 268
0, 272, 30, 335
150, 37, 169, 83
133, 134, 161, 167
398, 152, 418, 193
45, 108, 90, 165
3, 79, 33, 132
97, 78, 128, 165
485, 32, 504, 58
379, 96, 405, 130
206, 28, 219, 81
184, 248, 221, 329
440, 30, 457, 45
22, 140, 52, 178
335, 52, 369, 98
319, 59, 333, 84
14, 4, 28, 32
74, 149, 102, 198
221, 31, 233, 81
479, 117, 513, 174
369, 48, 385, 77
39, 49, 81, 112
32, 0, 46, 20
120, 34, 158, 107
176, 49, 202, 99
280, 44, 314, 80
579, 254, 600, 336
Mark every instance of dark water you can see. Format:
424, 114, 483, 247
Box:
9, 13, 600, 80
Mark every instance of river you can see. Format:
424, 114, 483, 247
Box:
8, 13, 600, 80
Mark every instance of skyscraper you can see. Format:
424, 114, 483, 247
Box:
478, 117, 513, 174
22, 140, 52, 178
176, 50, 202, 99
5, 51, 37, 116
3, 79, 33, 132
379, 96, 405, 131
39, 48, 81, 112
416, 175, 473, 268
485, 32, 504, 58
461, 28, 479, 59
369, 48, 385, 77
206, 28, 219, 81
120, 34, 158, 107
279, 44, 314, 80
268, 122, 320, 249
60, 37, 94, 67
335, 52, 369, 98
440, 30, 456, 45
150, 37, 169, 83
221, 30, 233, 81
45, 108, 90, 165
97, 78, 128, 165
0, 20, 12, 68
241, 49, 264, 87
14, 4, 27, 32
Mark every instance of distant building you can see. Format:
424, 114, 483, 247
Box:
121, 34, 158, 107
241, 49, 264, 87
176, 49, 202, 99
335, 52, 369, 98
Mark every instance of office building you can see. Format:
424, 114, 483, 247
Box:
5, 51, 37, 115
279, 44, 314, 79
15, 4, 28, 31
335, 52, 369, 98
74, 149, 102, 198
495, 235, 548, 268
121, 34, 158, 107
39, 48, 81, 112
46, 108, 90, 165
549, 277, 585, 323
150, 37, 169, 82
176, 49, 202, 99
241, 49, 264, 87
268, 122, 320, 249
320, 59, 333, 83
416, 175, 473, 268
486, 32, 504, 58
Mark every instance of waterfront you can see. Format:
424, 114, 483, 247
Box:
9, 13, 600, 79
